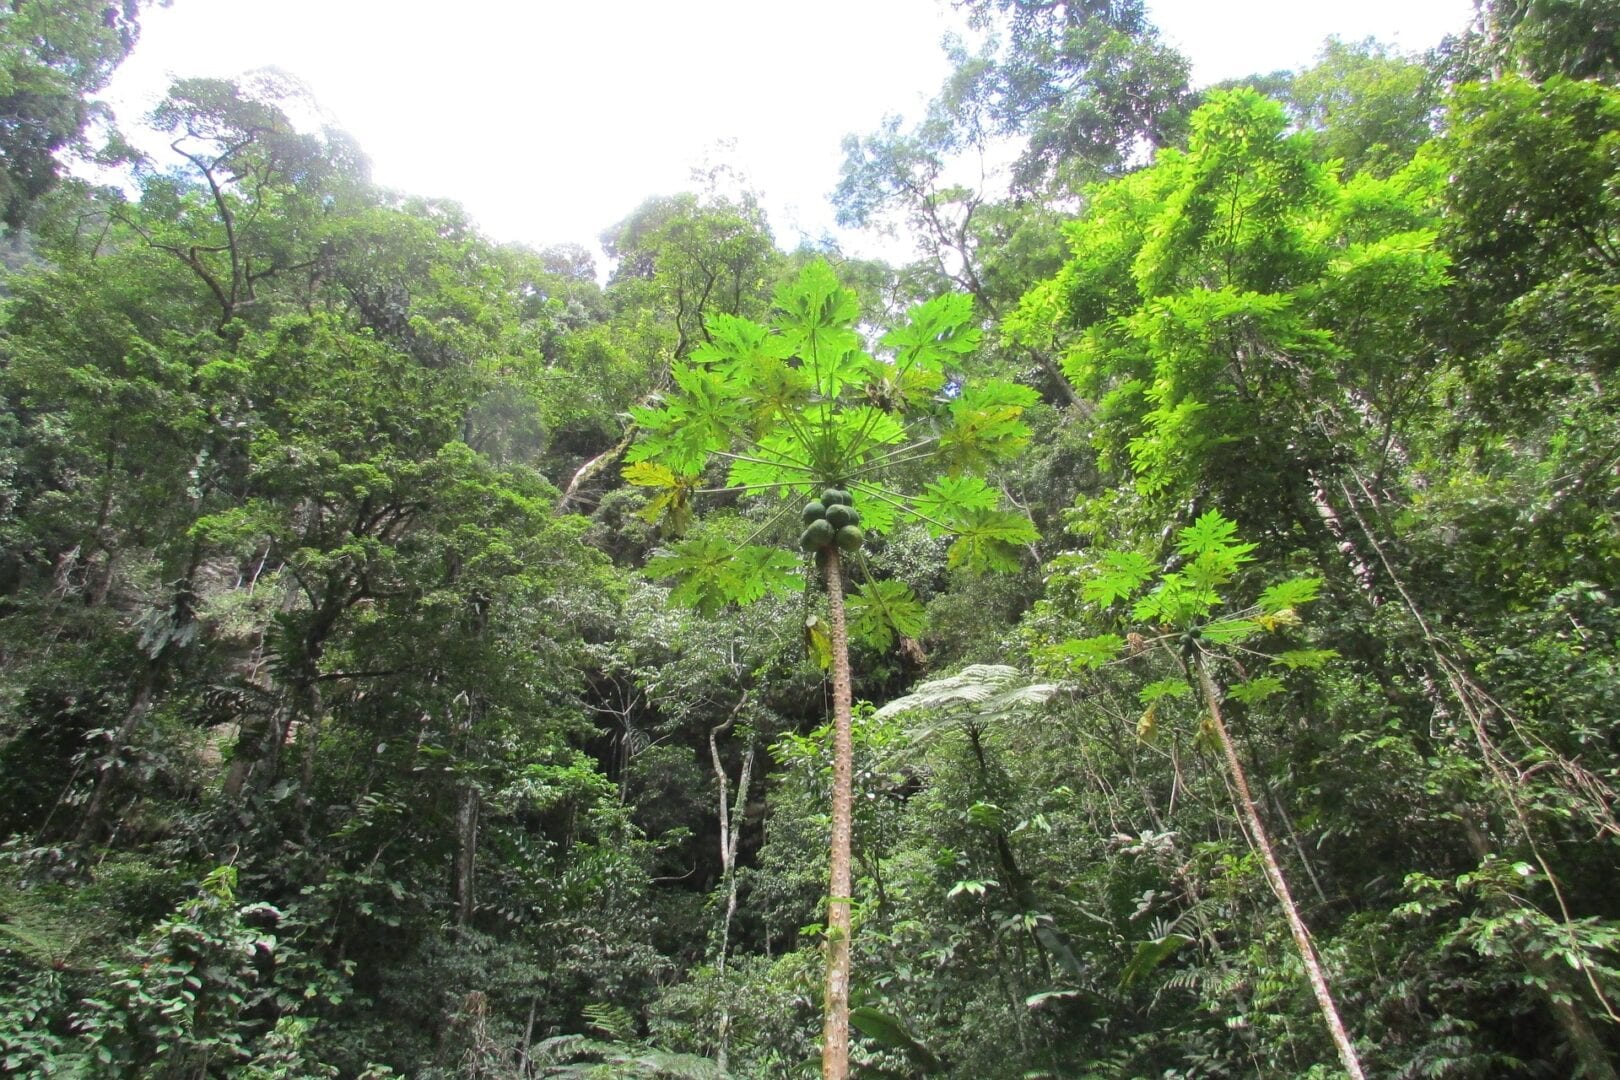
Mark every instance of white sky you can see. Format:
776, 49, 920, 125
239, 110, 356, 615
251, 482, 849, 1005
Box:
101, 0, 1476, 265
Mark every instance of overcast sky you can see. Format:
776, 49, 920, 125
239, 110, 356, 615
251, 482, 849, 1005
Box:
101, 0, 1476, 262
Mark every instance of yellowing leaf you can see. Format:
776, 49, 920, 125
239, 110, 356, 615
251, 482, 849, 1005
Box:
1137, 702, 1159, 744
804, 614, 833, 670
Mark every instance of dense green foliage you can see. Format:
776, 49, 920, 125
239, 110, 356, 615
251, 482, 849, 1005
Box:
3, 4, 1620, 1077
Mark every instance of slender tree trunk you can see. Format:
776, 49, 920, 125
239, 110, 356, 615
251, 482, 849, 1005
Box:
76, 675, 156, 844
1197, 662, 1367, 1080
708, 711, 756, 1074
822, 548, 855, 1080
453, 784, 479, 929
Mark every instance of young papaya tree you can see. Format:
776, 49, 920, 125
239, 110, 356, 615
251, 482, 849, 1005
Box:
1045, 510, 1367, 1079
623, 259, 1038, 1079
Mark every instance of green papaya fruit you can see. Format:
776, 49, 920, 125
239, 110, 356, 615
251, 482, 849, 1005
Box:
802, 500, 827, 524
825, 503, 856, 529
836, 524, 864, 552
801, 518, 836, 550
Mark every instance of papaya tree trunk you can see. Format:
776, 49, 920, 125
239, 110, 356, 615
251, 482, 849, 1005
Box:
1197, 662, 1367, 1080
822, 547, 855, 1080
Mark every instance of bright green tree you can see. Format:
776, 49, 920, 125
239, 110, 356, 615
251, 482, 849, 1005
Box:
625, 259, 1038, 1079
1046, 510, 1366, 1077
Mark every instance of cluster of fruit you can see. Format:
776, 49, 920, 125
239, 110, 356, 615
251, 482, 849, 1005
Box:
800, 488, 863, 554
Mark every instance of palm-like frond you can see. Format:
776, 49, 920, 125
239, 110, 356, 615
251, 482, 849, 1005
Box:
875, 664, 1060, 721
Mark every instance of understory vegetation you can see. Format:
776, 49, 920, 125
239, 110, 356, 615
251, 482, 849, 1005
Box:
3, 1, 1620, 1076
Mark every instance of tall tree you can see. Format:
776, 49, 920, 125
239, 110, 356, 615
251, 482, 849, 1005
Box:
0, 0, 150, 227
626, 259, 1037, 1078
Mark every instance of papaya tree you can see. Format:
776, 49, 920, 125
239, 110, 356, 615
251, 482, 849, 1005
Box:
1045, 510, 1366, 1078
624, 259, 1038, 1079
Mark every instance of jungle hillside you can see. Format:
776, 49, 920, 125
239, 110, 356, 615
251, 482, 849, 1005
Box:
4, 1, 1620, 1077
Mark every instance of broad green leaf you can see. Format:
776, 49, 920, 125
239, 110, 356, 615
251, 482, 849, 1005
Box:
1228, 676, 1285, 704
1131, 575, 1218, 626
775, 259, 861, 333
939, 379, 1039, 470
966, 801, 1004, 829
1184, 547, 1246, 589
1048, 634, 1124, 670
621, 461, 698, 533
1199, 617, 1260, 645
1082, 551, 1157, 607
624, 365, 747, 474
621, 461, 681, 489
1258, 576, 1322, 613
846, 485, 899, 534
913, 474, 1000, 535
731, 545, 802, 605
832, 405, 908, 471
645, 536, 797, 614
645, 535, 740, 615
848, 1008, 943, 1073
1119, 934, 1191, 989
880, 292, 981, 401
1176, 510, 1257, 562
1273, 648, 1339, 670
947, 509, 1038, 572
1139, 678, 1192, 704
690, 312, 789, 372
847, 579, 926, 651
725, 431, 816, 491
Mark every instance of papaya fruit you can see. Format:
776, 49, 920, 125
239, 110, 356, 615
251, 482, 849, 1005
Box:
825, 503, 857, 529
836, 524, 864, 552
802, 500, 827, 524
801, 518, 836, 550
821, 487, 852, 507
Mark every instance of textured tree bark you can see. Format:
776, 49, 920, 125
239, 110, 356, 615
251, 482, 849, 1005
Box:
453, 784, 479, 928
822, 548, 855, 1080
708, 712, 755, 1075
1197, 663, 1367, 1080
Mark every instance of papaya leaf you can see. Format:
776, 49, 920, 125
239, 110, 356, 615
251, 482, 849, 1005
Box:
730, 545, 801, 605
1139, 678, 1192, 704
1176, 510, 1257, 563
847, 579, 926, 652
1048, 634, 1124, 670
1273, 648, 1339, 670
846, 487, 899, 534
880, 291, 980, 377
939, 379, 1040, 470
1082, 551, 1157, 607
725, 431, 816, 490
621, 461, 698, 533
913, 474, 1000, 535
1258, 576, 1322, 613
1228, 675, 1285, 704
645, 536, 796, 614
1137, 702, 1159, 743
1199, 617, 1260, 645
1132, 576, 1218, 626
947, 509, 1038, 572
